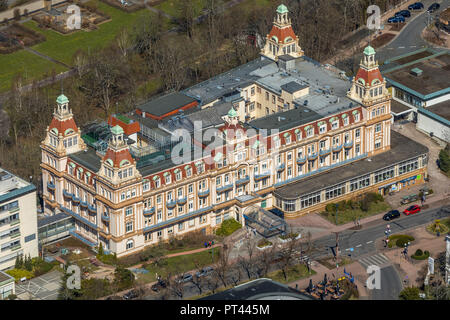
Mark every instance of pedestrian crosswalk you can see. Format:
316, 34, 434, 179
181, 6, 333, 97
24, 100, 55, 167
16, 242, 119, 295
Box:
358, 253, 390, 269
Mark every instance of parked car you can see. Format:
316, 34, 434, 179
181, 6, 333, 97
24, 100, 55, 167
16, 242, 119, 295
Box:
383, 210, 401, 221
403, 205, 421, 215
395, 10, 411, 18
427, 3, 440, 13
151, 280, 167, 292
176, 273, 193, 284
195, 266, 214, 278
122, 289, 139, 300
408, 2, 424, 10
388, 16, 405, 23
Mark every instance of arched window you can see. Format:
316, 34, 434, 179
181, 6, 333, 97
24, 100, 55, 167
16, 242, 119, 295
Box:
126, 240, 134, 250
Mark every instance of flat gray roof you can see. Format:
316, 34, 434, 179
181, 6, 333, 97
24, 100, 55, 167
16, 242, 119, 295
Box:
383, 51, 450, 96
135, 92, 197, 117
391, 100, 412, 114
280, 81, 308, 94
247, 105, 322, 132
274, 131, 428, 199
0, 270, 14, 285
425, 100, 450, 121
69, 149, 102, 173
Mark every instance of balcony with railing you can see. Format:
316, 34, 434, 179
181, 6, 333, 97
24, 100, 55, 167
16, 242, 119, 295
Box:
216, 184, 233, 194
308, 152, 318, 160
332, 144, 343, 152
72, 195, 80, 204
198, 190, 210, 198
319, 148, 331, 157
296, 156, 306, 164
235, 176, 250, 187
344, 141, 353, 149
47, 181, 56, 191
166, 200, 177, 209
143, 207, 155, 217
177, 198, 187, 205
87, 204, 97, 214
254, 172, 271, 181
63, 189, 73, 198
80, 201, 88, 208
101, 213, 110, 223
276, 163, 285, 172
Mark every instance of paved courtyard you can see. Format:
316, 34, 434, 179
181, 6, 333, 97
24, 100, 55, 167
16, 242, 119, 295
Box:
15, 270, 63, 300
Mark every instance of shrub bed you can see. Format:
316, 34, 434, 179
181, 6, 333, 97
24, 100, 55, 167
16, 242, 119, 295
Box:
388, 234, 415, 248
6, 268, 34, 281
279, 232, 300, 241
257, 239, 272, 249
215, 218, 242, 237
411, 250, 430, 260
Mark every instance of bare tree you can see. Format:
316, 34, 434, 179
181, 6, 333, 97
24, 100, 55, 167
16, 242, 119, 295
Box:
277, 234, 301, 281
214, 244, 230, 287
237, 239, 257, 279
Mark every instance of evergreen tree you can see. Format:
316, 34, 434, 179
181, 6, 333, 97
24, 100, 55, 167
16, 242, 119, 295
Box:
14, 255, 22, 269
98, 243, 104, 256
24, 254, 33, 271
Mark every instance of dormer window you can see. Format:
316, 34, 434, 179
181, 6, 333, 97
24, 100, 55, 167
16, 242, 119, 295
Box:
284, 133, 291, 144
305, 125, 314, 138
319, 123, 326, 134
143, 180, 150, 192
332, 121, 339, 130
295, 129, 302, 141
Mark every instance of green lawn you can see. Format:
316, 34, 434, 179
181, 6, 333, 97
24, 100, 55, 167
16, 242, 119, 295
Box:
320, 201, 391, 225
23, 1, 166, 65
0, 50, 68, 92
0, 1, 169, 92
155, 0, 208, 18
138, 248, 220, 283
267, 264, 315, 284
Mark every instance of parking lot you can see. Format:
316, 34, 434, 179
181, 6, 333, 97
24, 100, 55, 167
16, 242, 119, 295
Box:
15, 270, 63, 300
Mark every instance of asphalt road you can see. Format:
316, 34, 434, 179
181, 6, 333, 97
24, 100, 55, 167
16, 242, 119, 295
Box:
309, 204, 450, 260
377, 0, 450, 63
371, 265, 403, 300
143, 204, 449, 300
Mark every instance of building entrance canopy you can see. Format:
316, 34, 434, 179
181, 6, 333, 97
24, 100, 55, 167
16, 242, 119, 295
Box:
243, 206, 286, 238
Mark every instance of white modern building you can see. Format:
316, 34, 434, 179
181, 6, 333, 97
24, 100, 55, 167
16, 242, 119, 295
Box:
0, 270, 15, 299
382, 48, 450, 144
0, 168, 39, 270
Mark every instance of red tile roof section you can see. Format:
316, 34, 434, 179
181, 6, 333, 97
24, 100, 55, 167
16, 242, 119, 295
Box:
268, 25, 297, 44
49, 118, 78, 135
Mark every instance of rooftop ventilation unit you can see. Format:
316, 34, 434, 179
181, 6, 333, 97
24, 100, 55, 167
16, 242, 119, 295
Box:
410, 68, 423, 77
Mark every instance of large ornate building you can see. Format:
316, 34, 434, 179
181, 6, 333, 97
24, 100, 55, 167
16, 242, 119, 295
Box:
40, 5, 428, 256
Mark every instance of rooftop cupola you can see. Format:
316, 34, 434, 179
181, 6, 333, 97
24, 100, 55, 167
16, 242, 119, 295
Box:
261, 4, 304, 61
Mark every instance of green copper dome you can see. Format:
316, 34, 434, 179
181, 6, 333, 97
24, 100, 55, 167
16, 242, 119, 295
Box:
111, 125, 124, 135
277, 4, 288, 14
364, 45, 376, 56
56, 94, 69, 104
228, 108, 238, 118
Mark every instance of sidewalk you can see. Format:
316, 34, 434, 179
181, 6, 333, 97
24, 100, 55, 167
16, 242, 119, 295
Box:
289, 260, 370, 299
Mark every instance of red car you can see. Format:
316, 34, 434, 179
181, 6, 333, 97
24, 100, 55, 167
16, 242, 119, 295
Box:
403, 205, 421, 215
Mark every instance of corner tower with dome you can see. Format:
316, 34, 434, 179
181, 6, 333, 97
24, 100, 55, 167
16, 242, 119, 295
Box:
261, 4, 304, 61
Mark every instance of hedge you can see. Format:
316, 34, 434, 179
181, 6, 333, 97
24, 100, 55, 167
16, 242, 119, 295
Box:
411, 250, 430, 260
6, 268, 34, 281
388, 234, 415, 248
